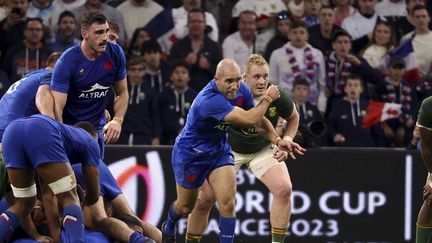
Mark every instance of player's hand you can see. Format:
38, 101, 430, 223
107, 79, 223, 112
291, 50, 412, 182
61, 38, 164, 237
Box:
345, 54, 361, 65
273, 149, 288, 162
265, 85, 280, 101
32, 233, 53, 243
185, 52, 198, 65
103, 119, 122, 144
277, 140, 305, 160
198, 54, 210, 70
31, 205, 45, 224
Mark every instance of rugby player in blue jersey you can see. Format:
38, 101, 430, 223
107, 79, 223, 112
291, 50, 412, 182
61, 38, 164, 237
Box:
48, 11, 161, 242
161, 59, 305, 243
0, 114, 101, 243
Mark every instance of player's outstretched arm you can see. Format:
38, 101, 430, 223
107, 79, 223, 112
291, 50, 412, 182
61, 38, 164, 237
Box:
51, 90, 68, 122
104, 78, 129, 144
420, 127, 432, 173
36, 84, 56, 119
282, 105, 300, 141
224, 84, 280, 127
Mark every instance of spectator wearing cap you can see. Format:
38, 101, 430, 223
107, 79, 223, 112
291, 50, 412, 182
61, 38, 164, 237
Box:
47, 10, 80, 52
142, 39, 170, 94
269, 20, 327, 112
373, 56, 418, 146
264, 10, 292, 61
172, 0, 219, 43
117, 56, 161, 145
325, 29, 382, 110
170, 8, 222, 92
222, 10, 257, 71
341, 0, 384, 53
302, 0, 322, 27
159, 61, 197, 145
308, 5, 342, 58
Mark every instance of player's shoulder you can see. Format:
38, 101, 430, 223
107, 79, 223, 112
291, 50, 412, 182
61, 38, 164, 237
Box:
59, 45, 82, 63
421, 96, 432, 109
106, 42, 125, 57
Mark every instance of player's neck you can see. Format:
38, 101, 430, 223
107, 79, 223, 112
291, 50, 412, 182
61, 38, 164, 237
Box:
81, 41, 101, 60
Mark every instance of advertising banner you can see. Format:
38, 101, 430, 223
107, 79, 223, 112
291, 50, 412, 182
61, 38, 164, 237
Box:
104, 146, 426, 243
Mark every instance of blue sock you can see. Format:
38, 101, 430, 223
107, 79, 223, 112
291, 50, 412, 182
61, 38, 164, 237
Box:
129, 231, 149, 243
0, 210, 19, 242
0, 197, 10, 214
163, 203, 182, 237
62, 205, 84, 243
219, 216, 236, 243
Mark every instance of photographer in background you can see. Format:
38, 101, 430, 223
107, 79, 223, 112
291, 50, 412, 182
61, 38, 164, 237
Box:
292, 77, 325, 148
0, 0, 29, 62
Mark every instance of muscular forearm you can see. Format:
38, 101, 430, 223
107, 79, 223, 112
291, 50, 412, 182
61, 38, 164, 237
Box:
258, 117, 280, 144
283, 112, 299, 139
421, 144, 432, 173
244, 98, 272, 126
36, 86, 56, 119
113, 91, 128, 120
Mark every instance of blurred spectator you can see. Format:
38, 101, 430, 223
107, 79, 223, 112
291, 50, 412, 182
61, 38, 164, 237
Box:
333, 0, 356, 26
302, 0, 321, 27
160, 61, 197, 145
0, 69, 9, 98
142, 40, 170, 93
169, 8, 222, 91
232, 0, 287, 19
327, 74, 375, 147
71, 0, 126, 44
287, 0, 305, 19
373, 56, 418, 146
50, 0, 85, 33
361, 21, 396, 71
172, 0, 219, 43
126, 27, 151, 58
269, 21, 327, 112
264, 10, 291, 61
375, 0, 407, 18
0, 0, 8, 21
308, 5, 342, 58
47, 10, 80, 52
326, 29, 381, 106
292, 77, 323, 147
222, 10, 257, 70
27, 0, 56, 27
0, 0, 29, 60
2, 18, 49, 82
116, 0, 163, 40
402, 5, 432, 83
342, 0, 382, 53
117, 57, 161, 145
108, 20, 120, 44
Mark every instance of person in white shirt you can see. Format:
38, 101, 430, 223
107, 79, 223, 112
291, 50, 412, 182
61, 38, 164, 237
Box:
341, 0, 380, 40
375, 0, 407, 17
232, 0, 287, 18
172, 0, 219, 42
222, 10, 257, 70
269, 20, 327, 112
116, 0, 162, 40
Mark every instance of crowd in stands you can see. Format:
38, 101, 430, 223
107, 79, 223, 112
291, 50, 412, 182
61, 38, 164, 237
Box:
0, 0, 431, 148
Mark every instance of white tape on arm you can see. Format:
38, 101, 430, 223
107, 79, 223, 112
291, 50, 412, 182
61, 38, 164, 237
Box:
48, 174, 77, 195
11, 184, 37, 198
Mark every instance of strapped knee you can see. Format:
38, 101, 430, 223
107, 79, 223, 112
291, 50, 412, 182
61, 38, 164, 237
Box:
11, 184, 37, 198
48, 174, 77, 195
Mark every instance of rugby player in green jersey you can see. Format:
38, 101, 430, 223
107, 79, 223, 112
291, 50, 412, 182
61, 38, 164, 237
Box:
416, 96, 432, 243
185, 54, 304, 243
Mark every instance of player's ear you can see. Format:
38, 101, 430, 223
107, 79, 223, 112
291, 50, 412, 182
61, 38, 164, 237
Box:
81, 29, 88, 40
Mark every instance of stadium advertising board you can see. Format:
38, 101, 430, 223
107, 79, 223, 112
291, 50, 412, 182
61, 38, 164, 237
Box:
104, 146, 425, 243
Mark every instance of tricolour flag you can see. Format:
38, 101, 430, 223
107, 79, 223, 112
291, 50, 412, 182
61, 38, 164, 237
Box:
382, 36, 420, 84
144, 8, 176, 54
362, 101, 402, 128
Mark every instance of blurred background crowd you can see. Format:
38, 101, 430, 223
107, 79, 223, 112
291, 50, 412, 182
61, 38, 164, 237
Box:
0, 0, 431, 148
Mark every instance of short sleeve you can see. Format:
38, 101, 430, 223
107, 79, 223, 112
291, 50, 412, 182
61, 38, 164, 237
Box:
51, 55, 72, 93
84, 138, 101, 166
418, 96, 432, 130
240, 82, 254, 110
39, 73, 52, 86
114, 44, 127, 81
200, 94, 234, 121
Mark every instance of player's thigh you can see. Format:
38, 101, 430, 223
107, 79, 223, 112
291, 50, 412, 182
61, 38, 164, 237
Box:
233, 151, 253, 173
36, 162, 75, 187
176, 183, 200, 208
248, 145, 281, 179
207, 165, 237, 202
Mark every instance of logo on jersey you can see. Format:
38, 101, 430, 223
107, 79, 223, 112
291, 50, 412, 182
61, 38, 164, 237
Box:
78, 83, 110, 99
104, 60, 113, 71
240, 126, 258, 135
79, 68, 85, 75
268, 106, 277, 117
214, 121, 231, 132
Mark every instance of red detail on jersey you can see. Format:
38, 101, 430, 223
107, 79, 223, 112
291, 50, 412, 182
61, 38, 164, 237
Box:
186, 174, 197, 183
104, 60, 113, 70
236, 96, 244, 107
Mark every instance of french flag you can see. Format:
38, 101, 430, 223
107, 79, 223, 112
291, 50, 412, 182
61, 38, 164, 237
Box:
362, 101, 402, 128
382, 37, 420, 84
144, 8, 176, 54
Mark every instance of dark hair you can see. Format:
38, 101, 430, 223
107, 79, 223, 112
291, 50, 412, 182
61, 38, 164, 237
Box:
345, 74, 363, 86
108, 21, 120, 35
320, 5, 334, 12
170, 60, 190, 75
290, 20, 308, 30
80, 11, 107, 30
46, 52, 62, 67
58, 10, 75, 25
371, 21, 396, 50
116, 214, 144, 232
74, 121, 98, 138
238, 10, 257, 22
127, 56, 145, 68
411, 4, 429, 16
293, 77, 310, 89
26, 17, 44, 27
127, 27, 151, 57
331, 29, 352, 43
188, 8, 206, 23
141, 40, 161, 54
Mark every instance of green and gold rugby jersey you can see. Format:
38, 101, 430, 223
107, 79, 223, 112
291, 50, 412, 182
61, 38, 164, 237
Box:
418, 96, 432, 130
229, 84, 294, 154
